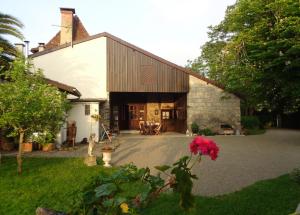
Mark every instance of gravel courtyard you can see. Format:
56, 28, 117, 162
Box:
111, 129, 300, 196
7, 129, 300, 196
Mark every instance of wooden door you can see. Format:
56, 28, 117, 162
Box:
128, 104, 146, 130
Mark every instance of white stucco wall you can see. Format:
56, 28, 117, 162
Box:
67, 102, 100, 143
32, 37, 107, 99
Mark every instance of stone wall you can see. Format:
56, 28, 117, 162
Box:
99, 101, 110, 128
146, 103, 161, 122
187, 76, 241, 133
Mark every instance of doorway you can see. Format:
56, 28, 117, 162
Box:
128, 104, 146, 130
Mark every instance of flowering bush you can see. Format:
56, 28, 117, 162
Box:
155, 136, 219, 210
73, 136, 219, 214
189, 136, 219, 160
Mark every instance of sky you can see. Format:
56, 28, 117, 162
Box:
1, 0, 236, 66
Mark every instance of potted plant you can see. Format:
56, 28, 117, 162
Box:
22, 132, 33, 152
32, 131, 55, 152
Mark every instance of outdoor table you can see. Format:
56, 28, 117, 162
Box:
144, 123, 160, 135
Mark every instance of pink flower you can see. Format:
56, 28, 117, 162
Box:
189, 136, 219, 160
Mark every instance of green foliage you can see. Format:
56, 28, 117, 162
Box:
290, 168, 300, 185
154, 165, 171, 172
156, 156, 200, 211
191, 122, 199, 134
0, 57, 70, 173
1, 157, 300, 215
170, 156, 197, 210
198, 128, 215, 136
73, 163, 164, 215
0, 12, 24, 69
32, 131, 56, 145
0, 57, 70, 138
143, 175, 300, 215
188, 0, 300, 113
241, 116, 260, 129
0, 157, 110, 215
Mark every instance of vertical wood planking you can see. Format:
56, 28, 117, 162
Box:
107, 37, 189, 92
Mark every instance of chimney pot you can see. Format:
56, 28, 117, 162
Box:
38, 43, 45, 52
15, 43, 25, 55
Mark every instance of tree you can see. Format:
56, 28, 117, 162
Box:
189, 0, 300, 114
0, 58, 70, 174
0, 12, 24, 69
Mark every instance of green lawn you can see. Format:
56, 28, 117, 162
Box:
0, 157, 299, 215
143, 175, 300, 215
0, 156, 110, 215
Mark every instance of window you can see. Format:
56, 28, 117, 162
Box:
162, 111, 170, 119
85, 104, 90, 115
161, 110, 177, 120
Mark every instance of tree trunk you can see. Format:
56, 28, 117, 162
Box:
17, 131, 24, 175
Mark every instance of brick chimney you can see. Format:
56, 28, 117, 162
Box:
60, 8, 75, 45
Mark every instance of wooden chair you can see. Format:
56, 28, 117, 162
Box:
67, 121, 77, 147
139, 121, 145, 135
154, 123, 161, 135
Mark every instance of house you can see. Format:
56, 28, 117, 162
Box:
30, 8, 241, 143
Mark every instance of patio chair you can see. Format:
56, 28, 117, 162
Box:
67, 121, 77, 147
139, 121, 145, 135
100, 123, 112, 142
153, 123, 161, 135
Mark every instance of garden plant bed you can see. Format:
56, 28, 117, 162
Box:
0, 157, 299, 214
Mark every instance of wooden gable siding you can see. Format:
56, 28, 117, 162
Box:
107, 38, 189, 93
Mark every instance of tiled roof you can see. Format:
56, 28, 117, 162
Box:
31, 15, 89, 53
44, 78, 81, 97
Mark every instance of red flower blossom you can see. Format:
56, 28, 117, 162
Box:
189, 136, 219, 160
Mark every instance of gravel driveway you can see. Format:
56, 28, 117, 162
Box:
4, 129, 300, 196
112, 129, 300, 196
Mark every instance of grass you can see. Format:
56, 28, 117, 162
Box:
143, 175, 300, 215
0, 157, 299, 215
0, 156, 112, 215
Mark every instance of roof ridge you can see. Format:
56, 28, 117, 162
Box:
30, 31, 238, 95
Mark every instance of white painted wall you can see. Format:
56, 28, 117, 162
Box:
67, 102, 100, 143
32, 37, 107, 99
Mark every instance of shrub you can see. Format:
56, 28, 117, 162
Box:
191, 122, 199, 134
72, 163, 164, 214
290, 168, 300, 185
198, 128, 215, 136
241, 116, 260, 129
73, 136, 220, 214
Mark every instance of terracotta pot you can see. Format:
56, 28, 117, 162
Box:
42, 143, 54, 152
22, 142, 33, 152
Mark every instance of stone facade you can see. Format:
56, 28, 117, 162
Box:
99, 101, 110, 128
187, 76, 241, 133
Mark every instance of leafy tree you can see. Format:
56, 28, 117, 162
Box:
0, 12, 24, 69
0, 58, 70, 174
189, 0, 300, 114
